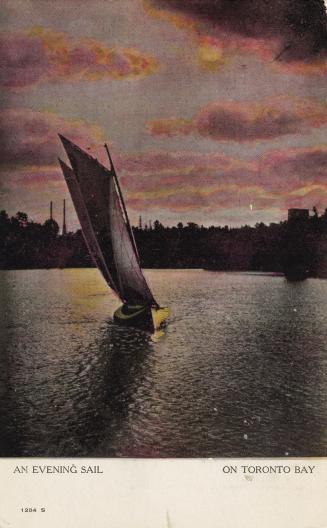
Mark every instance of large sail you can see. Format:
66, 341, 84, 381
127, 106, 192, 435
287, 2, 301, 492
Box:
58, 159, 118, 293
58, 135, 156, 307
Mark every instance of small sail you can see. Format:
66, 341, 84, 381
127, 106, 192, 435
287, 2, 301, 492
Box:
108, 175, 155, 304
58, 135, 157, 307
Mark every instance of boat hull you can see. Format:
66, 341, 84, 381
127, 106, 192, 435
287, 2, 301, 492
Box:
114, 304, 170, 331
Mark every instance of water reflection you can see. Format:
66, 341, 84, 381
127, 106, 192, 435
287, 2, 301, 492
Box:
199, 278, 327, 457
91, 324, 156, 457
0, 270, 327, 457
0, 316, 156, 456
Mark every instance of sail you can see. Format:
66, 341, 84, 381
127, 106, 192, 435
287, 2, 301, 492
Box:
58, 159, 118, 293
58, 135, 156, 306
108, 175, 155, 304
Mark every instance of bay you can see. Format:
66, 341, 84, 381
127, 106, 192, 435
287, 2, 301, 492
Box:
0, 269, 327, 457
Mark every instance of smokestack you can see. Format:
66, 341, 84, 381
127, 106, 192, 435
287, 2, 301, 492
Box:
62, 199, 67, 235
50, 201, 53, 220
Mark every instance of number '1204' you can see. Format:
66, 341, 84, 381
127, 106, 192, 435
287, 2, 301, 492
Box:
21, 508, 46, 512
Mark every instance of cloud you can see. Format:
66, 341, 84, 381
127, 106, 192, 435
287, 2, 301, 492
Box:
1, 107, 106, 167
0, 107, 108, 222
148, 96, 327, 142
118, 146, 327, 214
0, 27, 159, 89
144, 0, 327, 73
1, 166, 63, 190
1, 108, 327, 222
147, 118, 194, 137
261, 146, 327, 192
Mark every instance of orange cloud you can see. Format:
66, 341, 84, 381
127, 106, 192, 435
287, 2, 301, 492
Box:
148, 96, 327, 142
0, 27, 159, 89
147, 118, 194, 136
144, 0, 327, 75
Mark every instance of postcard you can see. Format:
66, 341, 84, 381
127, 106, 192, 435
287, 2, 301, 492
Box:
1, 1, 327, 526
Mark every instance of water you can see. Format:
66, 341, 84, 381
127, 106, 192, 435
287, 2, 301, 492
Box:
0, 269, 327, 457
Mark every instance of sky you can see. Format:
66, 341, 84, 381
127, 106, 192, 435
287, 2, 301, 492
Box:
0, 0, 327, 229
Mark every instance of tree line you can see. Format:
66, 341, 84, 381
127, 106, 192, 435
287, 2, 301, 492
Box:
1, 209, 327, 277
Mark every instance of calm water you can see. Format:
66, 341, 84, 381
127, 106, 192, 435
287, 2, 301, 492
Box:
0, 269, 327, 457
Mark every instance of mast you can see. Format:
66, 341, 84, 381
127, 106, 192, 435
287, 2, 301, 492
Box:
50, 201, 53, 220
104, 143, 141, 264
62, 199, 67, 235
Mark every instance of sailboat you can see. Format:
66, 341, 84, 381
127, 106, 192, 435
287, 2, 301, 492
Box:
58, 135, 169, 331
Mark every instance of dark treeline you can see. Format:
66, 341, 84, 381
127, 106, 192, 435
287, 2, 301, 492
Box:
0, 211, 92, 270
1, 209, 327, 277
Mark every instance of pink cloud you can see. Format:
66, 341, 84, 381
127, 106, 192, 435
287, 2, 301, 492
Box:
148, 96, 327, 142
260, 146, 327, 193
119, 146, 327, 214
1, 107, 106, 167
0, 28, 159, 89
118, 151, 254, 193
0, 34, 50, 88
1, 108, 327, 222
2, 167, 62, 188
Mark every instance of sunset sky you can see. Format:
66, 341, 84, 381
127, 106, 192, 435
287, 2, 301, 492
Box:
1, 0, 327, 229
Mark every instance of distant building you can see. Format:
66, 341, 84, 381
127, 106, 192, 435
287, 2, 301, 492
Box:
288, 208, 309, 221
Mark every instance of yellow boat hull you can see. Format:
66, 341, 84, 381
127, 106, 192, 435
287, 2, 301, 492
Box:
151, 306, 170, 330
113, 304, 170, 331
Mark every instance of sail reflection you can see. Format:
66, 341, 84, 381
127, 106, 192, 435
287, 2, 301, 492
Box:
0, 300, 156, 456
